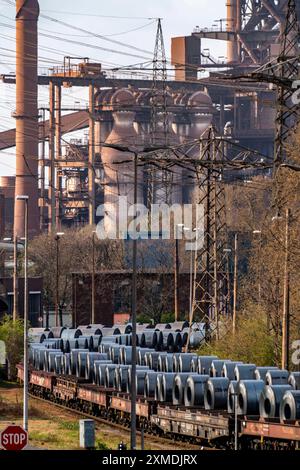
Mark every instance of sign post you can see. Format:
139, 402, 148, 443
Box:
0, 425, 28, 451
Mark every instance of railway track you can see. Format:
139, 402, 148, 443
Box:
29, 392, 208, 451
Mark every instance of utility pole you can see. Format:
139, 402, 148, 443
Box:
130, 152, 138, 450
13, 234, 18, 322
282, 208, 291, 370
55, 232, 64, 327
91, 231, 96, 324
233, 233, 238, 333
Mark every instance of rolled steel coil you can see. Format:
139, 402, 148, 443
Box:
93, 360, 112, 385
177, 354, 198, 373
138, 348, 153, 366
120, 346, 132, 365
76, 351, 89, 378
168, 321, 189, 332
155, 373, 163, 401
79, 327, 102, 336
135, 323, 151, 333
265, 369, 289, 385
55, 354, 64, 374
70, 349, 89, 375
77, 336, 90, 350
90, 335, 101, 351
160, 373, 177, 402
189, 331, 205, 349
141, 330, 157, 348
164, 354, 174, 372
43, 349, 61, 371
161, 331, 174, 352
61, 328, 82, 340
197, 356, 218, 375
114, 365, 130, 391
29, 333, 46, 344
279, 390, 300, 421
85, 352, 108, 381
204, 377, 230, 410
254, 366, 278, 381
171, 331, 182, 352
234, 364, 256, 381
155, 323, 171, 330
101, 327, 121, 336
99, 342, 116, 354
227, 380, 239, 413
180, 330, 189, 348
288, 372, 300, 390
109, 345, 122, 364
117, 334, 130, 346
29, 344, 44, 366
237, 380, 265, 416
222, 362, 243, 380
210, 360, 232, 377
48, 352, 64, 373
105, 364, 118, 388
43, 338, 61, 349
87, 324, 104, 329
135, 370, 148, 395
184, 374, 209, 407
49, 326, 66, 338
127, 366, 149, 392
65, 339, 79, 353
62, 353, 71, 375
144, 371, 160, 398
172, 373, 193, 405
172, 353, 182, 373
112, 324, 132, 335
149, 352, 161, 371
259, 385, 292, 418
154, 331, 163, 351
157, 353, 168, 371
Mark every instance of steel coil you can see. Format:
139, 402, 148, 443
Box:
210, 360, 231, 377
172, 353, 182, 373
109, 345, 122, 364
90, 335, 101, 351
70, 349, 89, 375
157, 353, 168, 371
222, 362, 243, 380
144, 371, 160, 398
85, 353, 107, 381
259, 385, 292, 418
101, 327, 120, 337
137, 348, 153, 366
189, 330, 205, 349
77, 336, 90, 350
76, 351, 89, 378
227, 380, 239, 413
43, 349, 61, 371
154, 331, 163, 351
135, 370, 148, 395
120, 346, 132, 365
155, 323, 171, 330
254, 367, 278, 381
234, 364, 256, 381
237, 380, 265, 415
265, 369, 289, 385
49, 326, 66, 338
93, 360, 112, 385
117, 334, 130, 346
127, 366, 149, 392
99, 342, 115, 353
177, 354, 198, 373
48, 352, 63, 372
141, 330, 157, 348
149, 352, 160, 371
155, 373, 164, 401
65, 339, 79, 353
61, 328, 82, 340
161, 331, 174, 352
62, 353, 71, 375
180, 330, 189, 348
55, 354, 64, 374
112, 324, 132, 335
204, 377, 230, 410
79, 327, 102, 336
168, 321, 189, 331
172, 373, 192, 405
105, 364, 118, 388
114, 365, 130, 391
279, 390, 300, 421
160, 373, 177, 402
288, 372, 300, 390
164, 354, 174, 372
29, 333, 46, 344
184, 375, 209, 407
197, 356, 218, 375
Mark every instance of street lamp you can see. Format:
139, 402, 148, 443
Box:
91, 230, 96, 324
15, 195, 29, 433
55, 232, 64, 327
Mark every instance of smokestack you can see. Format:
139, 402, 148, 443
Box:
14, 0, 40, 237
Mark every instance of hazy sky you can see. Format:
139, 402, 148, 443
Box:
0, 0, 226, 176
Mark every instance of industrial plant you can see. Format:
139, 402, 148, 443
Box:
0, 0, 300, 455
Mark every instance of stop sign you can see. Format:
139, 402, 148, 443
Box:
0, 425, 28, 451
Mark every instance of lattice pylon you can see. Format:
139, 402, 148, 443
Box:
190, 130, 230, 340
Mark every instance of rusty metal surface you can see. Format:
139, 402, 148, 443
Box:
241, 418, 300, 441
78, 384, 107, 406
30, 370, 55, 390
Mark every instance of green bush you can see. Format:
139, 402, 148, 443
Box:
0, 315, 24, 380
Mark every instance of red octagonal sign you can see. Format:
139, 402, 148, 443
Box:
0, 425, 28, 451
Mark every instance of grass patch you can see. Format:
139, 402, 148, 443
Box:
30, 431, 60, 444
58, 420, 79, 431
0, 380, 20, 390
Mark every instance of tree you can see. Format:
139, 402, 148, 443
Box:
0, 315, 24, 380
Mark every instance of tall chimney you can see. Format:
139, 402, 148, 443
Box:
14, 0, 40, 237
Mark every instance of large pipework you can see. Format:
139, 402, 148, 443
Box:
15, 0, 40, 237
226, 0, 240, 64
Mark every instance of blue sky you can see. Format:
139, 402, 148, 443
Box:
0, 0, 226, 176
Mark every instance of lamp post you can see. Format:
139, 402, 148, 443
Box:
55, 232, 64, 327
16, 195, 29, 432
91, 230, 96, 324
